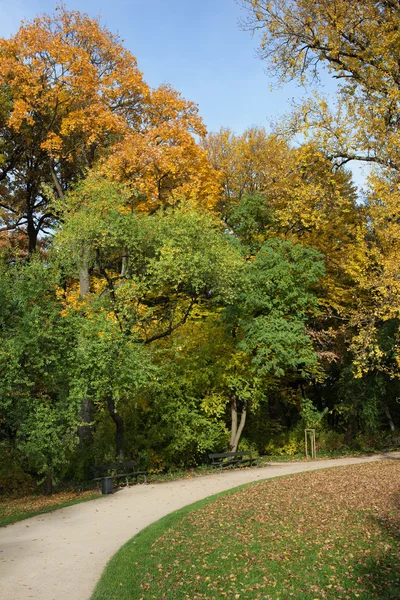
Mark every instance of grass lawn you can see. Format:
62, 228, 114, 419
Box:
92, 460, 400, 600
0, 489, 101, 527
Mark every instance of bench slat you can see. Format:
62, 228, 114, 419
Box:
209, 452, 252, 459
209, 451, 257, 471
91, 461, 148, 493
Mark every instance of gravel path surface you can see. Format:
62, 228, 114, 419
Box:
1, 453, 397, 600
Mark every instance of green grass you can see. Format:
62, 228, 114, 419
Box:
91, 461, 400, 600
0, 491, 101, 527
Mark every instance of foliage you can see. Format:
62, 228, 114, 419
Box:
243, 1, 400, 383
2, 3, 400, 486
53, 177, 243, 458
56, 176, 240, 313
237, 238, 324, 378
16, 401, 79, 486
264, 429, 304, 456
149, 393, 229, 468
300, 397, 328, 430
204, 127, 366, 324
0, 258, 82, 486
0, 5, 219, 252
243, 1, 400, 171
0, 444, 34, 494
317, 430, 346, 454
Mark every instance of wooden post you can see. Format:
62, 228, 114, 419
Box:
305, 429, 308, 458
305, 429, 316, 459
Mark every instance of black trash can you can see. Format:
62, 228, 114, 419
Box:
101, 476, 113, 495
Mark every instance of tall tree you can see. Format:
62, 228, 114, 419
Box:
243, 0, 400, 425
227, 238, 324, 449
0, 5, 219, 252
55, 176, 241, 456
242, 1, 400, 171
187, 238, 324, 451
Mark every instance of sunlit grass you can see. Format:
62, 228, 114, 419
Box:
92, 461, 400, 600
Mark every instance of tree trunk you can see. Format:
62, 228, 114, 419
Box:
121, 253, 128, 277
232, 404, 247, 452
27, 214, 37, 254
50, 161, 65, 200
107, 396, 125, 458
43, 471, 53, 496
229, 395, 247, 452
384, 404, 396, 432
79, 247, 91, 297
230, 395, 238, 449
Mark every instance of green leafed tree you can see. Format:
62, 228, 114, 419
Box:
0, 258, 82, 492
54, 175, 242, 457
199, 238, 325, 451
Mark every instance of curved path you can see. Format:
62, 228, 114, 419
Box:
1, 453, 398, 600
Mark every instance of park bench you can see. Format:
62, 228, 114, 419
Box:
91, 461, 148, 494
209, 451, 257, 472
386, 436, 400, 445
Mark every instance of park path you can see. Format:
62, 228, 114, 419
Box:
1, 453, 397, 600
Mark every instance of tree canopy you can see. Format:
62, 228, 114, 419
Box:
1, 4, 399, 492
0, 5, 220, 252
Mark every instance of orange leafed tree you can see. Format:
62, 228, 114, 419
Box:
0, 5, 220, 252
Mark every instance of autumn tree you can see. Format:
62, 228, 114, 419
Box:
242, 1, 400, 171
54, 176, 240, 456
0, 5, 219, 253
203, 124, 376, 437
243, 0, 400, 430
203, 127, 288, 206
204, 127, 366, 318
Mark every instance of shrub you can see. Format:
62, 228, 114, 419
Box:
0, 445, 34, 494
264, 427, 304, 456
317, 431, 346, 454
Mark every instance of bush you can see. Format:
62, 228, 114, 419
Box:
0, 445, 35, 494
264, 427, 304, 456
352, 432, 382, 452
317, 431, 346, 454
236, 438, 259, 454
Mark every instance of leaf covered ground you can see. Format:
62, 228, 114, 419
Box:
93, 460, 400, 600
0, 489, 100, 527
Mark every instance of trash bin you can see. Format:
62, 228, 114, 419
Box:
101, 476, 113, 495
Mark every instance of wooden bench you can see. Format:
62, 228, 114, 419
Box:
209, 451, 257, 472
91, 461, 148, 494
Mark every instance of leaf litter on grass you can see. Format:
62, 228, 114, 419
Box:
0, 489, 98, 526
132, 461, 400, 600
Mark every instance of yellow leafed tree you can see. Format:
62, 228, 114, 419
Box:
203, 126, 367, 319
243, 0, 400, 377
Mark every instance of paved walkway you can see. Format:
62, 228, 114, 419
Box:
1, 453, 398, 600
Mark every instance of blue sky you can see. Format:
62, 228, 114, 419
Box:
0, 0, 334, 133
0, 0, 367, 187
